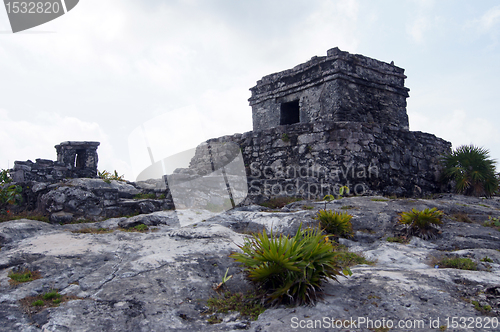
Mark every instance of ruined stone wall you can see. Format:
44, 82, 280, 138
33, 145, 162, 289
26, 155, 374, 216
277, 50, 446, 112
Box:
10, 141, 99, 182
249, 47, 410, 132
191, 122, 451, 200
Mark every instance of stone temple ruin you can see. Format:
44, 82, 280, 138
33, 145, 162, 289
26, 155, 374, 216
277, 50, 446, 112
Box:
191, 47, 452, 199
11, 141, 100, 182
8, 48, 453, 222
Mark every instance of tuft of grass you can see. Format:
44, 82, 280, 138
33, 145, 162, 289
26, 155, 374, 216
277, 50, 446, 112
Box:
0, 210, 50, 223
302, 205, 314, 210
72, 227, 112, 234
120, 224, 149, 232
206, 291, 266, 322
386, 236, 410, 244
8, 269, 42, 286
371, 198, 389, 202
281, 133, 290, 143
133, 193, 156, 200
452, 212, 472, 223
260, 196, 302, 209
436, 257, 477, 271
314, 210, 353, 238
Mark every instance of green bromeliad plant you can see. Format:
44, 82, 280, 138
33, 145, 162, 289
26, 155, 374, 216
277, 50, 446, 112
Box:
314, 210, 354, 238
230, 225, 351, 305
440, 145, 498, 197
398, 207, 444, 240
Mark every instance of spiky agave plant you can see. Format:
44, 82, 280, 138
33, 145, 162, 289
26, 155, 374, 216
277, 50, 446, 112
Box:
441, 145, 498, 197
398, 207, 444, 240
230, 225, 350, 305
314, 210, 353, 238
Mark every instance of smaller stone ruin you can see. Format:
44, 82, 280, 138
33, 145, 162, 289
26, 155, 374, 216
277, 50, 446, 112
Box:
11, 141, 100, 182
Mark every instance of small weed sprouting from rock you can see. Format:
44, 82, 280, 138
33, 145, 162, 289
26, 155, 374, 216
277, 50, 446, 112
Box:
471, 300, 492, 314
332, 245, 375, 268
452, 212, 472, 223
281, 133, 290, 143
436, 257, 477, 271
386, 236, 410, 244
484, 216, 500, 230
260, 196, 302, 209
8, 269, 42, 286
133, 193, 156, 200
230, 224, 351, 305
481, 256, 493, 263
205, 291, 266, 322
315, 210, 353, 238
398, 207, 444, 240
98, 170, 125, 184
302, 205, 314, 210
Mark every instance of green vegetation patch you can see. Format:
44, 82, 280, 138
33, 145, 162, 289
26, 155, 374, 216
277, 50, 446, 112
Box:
371, 198, 389, 202
398, 207, 444, 240
120, 224, 149, 232
452, 212, 472, 223
72, 227, 112, 234
8, 269, 42, 286
205, 291, 266, 323
386, 236, 410, 244
133, 193, 156, 200
471, 300, 492, 314
20, 289, 79, 315
260, 196, 302, 209
437, 257, 477, 271
230, 225, 351, 305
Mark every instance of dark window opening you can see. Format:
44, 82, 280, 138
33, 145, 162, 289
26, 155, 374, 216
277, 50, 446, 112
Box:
75, 150, 85, 169
280, 100, 300, 125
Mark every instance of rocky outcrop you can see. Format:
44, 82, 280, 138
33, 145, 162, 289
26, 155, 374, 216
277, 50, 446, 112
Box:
1, 195, 499, 331
11, 178, 173, 222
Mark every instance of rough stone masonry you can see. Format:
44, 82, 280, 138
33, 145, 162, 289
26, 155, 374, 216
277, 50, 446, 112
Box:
190, 47, 451, 200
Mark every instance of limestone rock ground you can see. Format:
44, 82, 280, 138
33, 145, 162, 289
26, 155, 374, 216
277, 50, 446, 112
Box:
1, 195, 500, 332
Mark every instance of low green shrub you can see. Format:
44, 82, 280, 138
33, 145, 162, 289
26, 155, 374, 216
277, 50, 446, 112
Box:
230, 225, 351, 305
42, 290, 61, 300
31, 300, 44, 306
315, 210, 353, 238
398, 208, 444, 240
281, 133, 290, 143
472, 300, 492, 313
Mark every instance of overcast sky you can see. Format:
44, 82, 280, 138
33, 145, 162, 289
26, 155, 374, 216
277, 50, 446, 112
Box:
1, 0, 499, 180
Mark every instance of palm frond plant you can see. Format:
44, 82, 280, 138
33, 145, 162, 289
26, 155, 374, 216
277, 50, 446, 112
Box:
230, 224, 351, 305
440, 145, 498, 197
398, 207, 444, 240
314, 210, 353, 238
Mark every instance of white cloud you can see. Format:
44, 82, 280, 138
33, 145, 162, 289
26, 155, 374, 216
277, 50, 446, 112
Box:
475, 5, 500, 32
410, 109, 500, 152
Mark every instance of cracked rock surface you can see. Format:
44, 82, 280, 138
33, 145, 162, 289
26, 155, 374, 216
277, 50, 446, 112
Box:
1, 195, 500, 332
